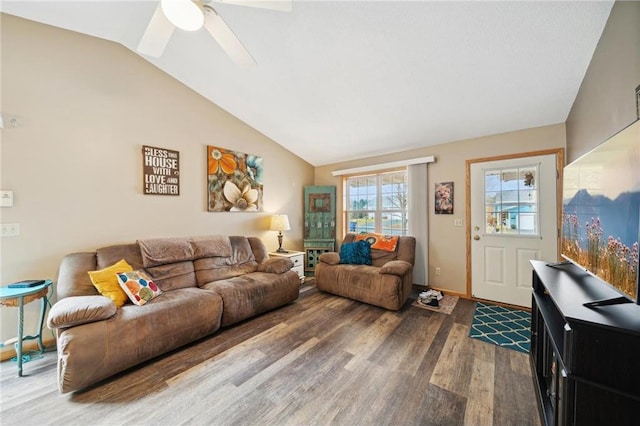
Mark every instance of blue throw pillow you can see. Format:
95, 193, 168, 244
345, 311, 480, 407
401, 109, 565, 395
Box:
339, 242, 358, 264
339, 240, 372, 265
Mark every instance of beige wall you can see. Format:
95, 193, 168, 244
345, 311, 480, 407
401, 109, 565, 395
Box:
0, 15, 313, 343
566, 1, 640, 162
315, 123, 566, 296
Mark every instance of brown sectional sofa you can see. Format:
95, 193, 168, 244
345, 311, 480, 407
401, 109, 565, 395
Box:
47, 235, 299, 393
315, 233, 416, 310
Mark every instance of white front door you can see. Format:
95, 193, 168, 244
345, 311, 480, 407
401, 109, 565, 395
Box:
469, 153, 559, 307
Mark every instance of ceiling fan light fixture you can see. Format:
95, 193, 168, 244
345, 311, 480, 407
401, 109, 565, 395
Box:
161, 0, 204, 31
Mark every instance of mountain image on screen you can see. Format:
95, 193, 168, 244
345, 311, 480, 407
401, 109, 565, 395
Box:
560, 121, 640, 303
564, 189, 640, 249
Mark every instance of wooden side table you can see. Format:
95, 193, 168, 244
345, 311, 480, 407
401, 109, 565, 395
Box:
0, 279, 53, 376
269, 251, 305, 283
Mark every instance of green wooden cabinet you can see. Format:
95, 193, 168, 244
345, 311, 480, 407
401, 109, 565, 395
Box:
304, 186, 336, 275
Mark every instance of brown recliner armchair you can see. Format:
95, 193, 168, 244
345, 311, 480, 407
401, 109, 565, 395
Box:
315, 233, 416, 310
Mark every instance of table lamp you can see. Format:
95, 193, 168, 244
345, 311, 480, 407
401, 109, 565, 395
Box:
270, 214, 290, 253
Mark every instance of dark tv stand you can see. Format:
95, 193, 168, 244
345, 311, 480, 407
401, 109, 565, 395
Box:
530, 260, 640, 426
583, 296, 632, 308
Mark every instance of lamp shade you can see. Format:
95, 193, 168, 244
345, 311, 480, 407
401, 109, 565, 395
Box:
270, 214, 291, 232
161, 0, 204, 31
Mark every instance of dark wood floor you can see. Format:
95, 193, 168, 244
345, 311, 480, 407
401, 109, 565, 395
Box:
0, 285, 540, 426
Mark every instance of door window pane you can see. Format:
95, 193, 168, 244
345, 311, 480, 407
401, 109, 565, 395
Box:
484, 165, 540, 235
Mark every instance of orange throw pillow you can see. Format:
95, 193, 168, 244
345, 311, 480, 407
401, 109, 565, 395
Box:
354, 233, 399, 252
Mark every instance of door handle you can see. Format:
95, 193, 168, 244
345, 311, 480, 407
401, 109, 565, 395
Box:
473, 235, 480, 240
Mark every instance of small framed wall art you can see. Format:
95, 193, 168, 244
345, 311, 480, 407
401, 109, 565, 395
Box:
435, 182, 454, 214
142, 145, 180, 195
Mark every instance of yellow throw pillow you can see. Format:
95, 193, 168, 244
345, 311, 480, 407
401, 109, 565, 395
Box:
88, 259, 133, 308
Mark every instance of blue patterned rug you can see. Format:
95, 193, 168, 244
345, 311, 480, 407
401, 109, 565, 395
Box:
468, 302, 530, 354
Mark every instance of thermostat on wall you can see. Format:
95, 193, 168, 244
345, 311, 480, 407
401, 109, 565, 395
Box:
0, 191, 14, 207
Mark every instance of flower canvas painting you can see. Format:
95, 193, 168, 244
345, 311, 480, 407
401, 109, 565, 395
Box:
207, 146, 263, 212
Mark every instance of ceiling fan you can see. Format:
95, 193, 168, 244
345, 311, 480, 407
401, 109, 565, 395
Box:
137, 0, 292, 68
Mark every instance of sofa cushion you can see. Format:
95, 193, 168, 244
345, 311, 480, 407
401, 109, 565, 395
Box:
201, 271, 299, 326
257, 257, 293, 274
191, 235, 233, 258
47, 295, 117, 329
138, 237, 193, 268
194, 236, 259, 285
370, 249, 399, 267
96, 243, 144, 270
145, 261, 197, 291
57, 253, 99, 299
228, 236, 258, 264
117, 270, 162, 306
339, 240, 372, 265
88, 259, 133, 307
138, 236, 232, 267
194, 256, 258, 284
247, 236, 269, 263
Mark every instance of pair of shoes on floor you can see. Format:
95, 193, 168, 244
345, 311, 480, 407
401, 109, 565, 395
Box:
419, 289, 443, 301
418, 289, 443, 308
425, 298, 439, 307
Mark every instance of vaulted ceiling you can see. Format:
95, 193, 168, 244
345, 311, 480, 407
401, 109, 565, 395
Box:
1, 1, 614, 166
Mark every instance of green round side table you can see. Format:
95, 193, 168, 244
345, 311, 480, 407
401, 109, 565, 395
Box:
0, 279, 53, 376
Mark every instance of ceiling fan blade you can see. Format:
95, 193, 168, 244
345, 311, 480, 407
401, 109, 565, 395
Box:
212, 0, 292, 13
203, 6, 256, 68
137, 3, 175, 57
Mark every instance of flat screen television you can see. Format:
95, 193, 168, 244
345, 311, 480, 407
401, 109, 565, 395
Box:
560, 119, 640, 307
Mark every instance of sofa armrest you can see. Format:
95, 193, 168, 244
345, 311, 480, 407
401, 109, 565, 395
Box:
57, 252, 99, 299
379, 260, 412, 276
257, 257, 293, 274
318, 252, 340, 265
47, 295, 117, 329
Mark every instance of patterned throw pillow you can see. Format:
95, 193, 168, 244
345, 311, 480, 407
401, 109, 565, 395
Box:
88, 259, 133, 308
354, 232, 399, 252
339, 240, 372, 265
116, 270, 162, 306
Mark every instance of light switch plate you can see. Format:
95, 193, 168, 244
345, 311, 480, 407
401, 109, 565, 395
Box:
0, 191, 13, 207
454, 218, 464, 227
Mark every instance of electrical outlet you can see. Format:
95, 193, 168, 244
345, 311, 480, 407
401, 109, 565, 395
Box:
0, 223, 20, 236
435, 267, 441, 275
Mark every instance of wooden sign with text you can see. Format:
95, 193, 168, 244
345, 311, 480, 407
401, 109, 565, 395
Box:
143, 145, 180, 195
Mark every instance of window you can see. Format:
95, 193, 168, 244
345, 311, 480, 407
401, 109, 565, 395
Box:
344, 170, 408, 235
484, 165, 539, 235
